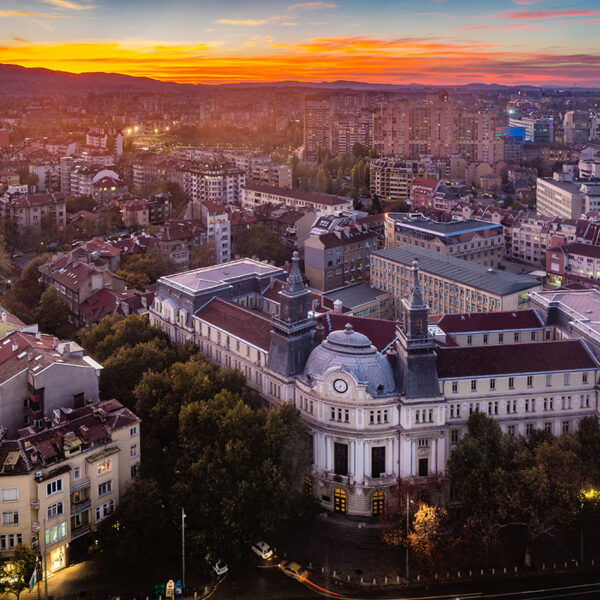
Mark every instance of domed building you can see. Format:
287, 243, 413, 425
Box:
151, 253, 600, 520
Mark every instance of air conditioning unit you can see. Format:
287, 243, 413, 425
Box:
35, 470, 42, 480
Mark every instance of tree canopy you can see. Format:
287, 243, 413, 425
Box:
235, 224, 289, 265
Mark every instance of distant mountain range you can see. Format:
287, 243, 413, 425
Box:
0, 63, 598, 95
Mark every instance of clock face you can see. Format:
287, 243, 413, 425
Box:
333, 378, 348, 394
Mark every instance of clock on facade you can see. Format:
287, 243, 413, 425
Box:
333, 378, 348, 393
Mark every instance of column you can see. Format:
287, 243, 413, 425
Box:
326, 436, 332, 471
411, 439, 416, 476
356, 439, 364, 483
349, 440, 355, 477
437, 435, 445, 475
393, 434, 400, 476
364, 442, 370, 479
432, 438, 437, 473
385, 438, 393, 475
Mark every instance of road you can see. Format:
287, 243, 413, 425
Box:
211, 564, 600, 600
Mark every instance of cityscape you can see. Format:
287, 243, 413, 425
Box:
0, 1, 598, 599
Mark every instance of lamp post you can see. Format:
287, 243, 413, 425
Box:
181, 507, 186, 592
405, 493, 410, 582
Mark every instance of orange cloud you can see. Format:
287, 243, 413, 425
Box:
498, 9, 600, 20
0, 10, 58, 18
288, 2, 338, 10
1, 37, 599, 87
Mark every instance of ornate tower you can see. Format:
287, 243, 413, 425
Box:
397, 259, 440, 399
268, 251, 315, 377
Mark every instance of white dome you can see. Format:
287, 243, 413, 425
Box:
304, 323, 396, 396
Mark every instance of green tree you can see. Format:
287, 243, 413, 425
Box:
236, 225, 289, 265
0, 544, 37, 600
76, 314, 169, 362
315, 166, 328, 193
35, 286, 76, 339
116, 248, 176, 290
66, 196, 96, 214
97, 478, 173, 569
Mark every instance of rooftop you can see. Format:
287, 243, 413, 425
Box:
387, 214, 501, 237
437, 339, 597, 378
437, 309, 544, 334
560, 242, 600, 260
244, 182, 350, 207
374, 245, 541, 296
322, 281, 387, 309
159, 258, 285, 294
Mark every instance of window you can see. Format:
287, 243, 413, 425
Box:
1, 511, 18, 525
45, 521, 67, 545
130, 444, 138, 458
451, 429, 459, 443
531, 331, 536, 341
527, 375, 533, 388
483, 334, 488, 344
372, 491, 384, 517
562, 421, 570, 434
564, 374, 570, 386
467, 335, 472, 345
546, 374, 552, 387
1, 488, 18, 503
488, 401, 498, 415
451, 381, 458, 393
47, 501, 63, 520
0, 534, 22, 550
46, 479, 62, 497
508, 377, 515, 389
498, 333, 504, 343
583, 372, 588, 384
98, 480, 112, 497
514, 332, 520, 342
526, 423, 534, 437
97, 459, 112, 475
131, 464, 140, 478
304, 475, 312, 497
418, 438, 429, 448
507, 425, 515, 436
470, 380, 477, 392
73, 467, 81, 481
544, 422, 552, 433
130, 426, 138, 437
95, 500, 114, 522
489, 378, 496, 391
330, 407, 335, 421
418, 458, 428, 477
333, 489, 346, 513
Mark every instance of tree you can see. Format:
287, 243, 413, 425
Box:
76, 314, 169, 362
35, 286, 76, 339
408, 504, 448, 577
116, 248, 176, 290
236, 225, 289, 265
190, 241, 214, 269
66, 196, 96, 214
0, 544, 37, 600
315, 166, 327, 193
97, 478, 173, 569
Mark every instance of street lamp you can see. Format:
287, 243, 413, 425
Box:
181, 508, 186, 592
405, 494, 414, 581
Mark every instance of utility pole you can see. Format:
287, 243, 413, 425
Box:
42, 518, 48, 600
181, 507, 186, 592
405, 493, 410, 582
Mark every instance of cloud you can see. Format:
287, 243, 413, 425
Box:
287, 2, 338, 10
0, 10, 58, 18
511, 0, 544, 4
216, 18, 269, 26
497, 9, 600, 20
2, 37, 600, 87
12, 37, 30, 43
39, 0, 95, 9
462, 22, 546, 31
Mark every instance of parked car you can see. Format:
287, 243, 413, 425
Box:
278, 561, 308, 581
205, 554, 228, 577
251, 541, 273, 560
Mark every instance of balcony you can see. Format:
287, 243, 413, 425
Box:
70, 499, 91, 516
71, 524, 91, 540
31, 521, 40, 532
30, 499, 40, 510
70, 478, 90, 493
27, 406, 43, 420
363, 473, 397, 487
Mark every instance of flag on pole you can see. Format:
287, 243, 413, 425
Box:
29, 567, 37, 592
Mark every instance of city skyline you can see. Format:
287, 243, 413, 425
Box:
0, 0, 599, 87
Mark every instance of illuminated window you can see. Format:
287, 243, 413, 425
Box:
304, 475, 312, 497
372, 492, 384, 517
97, 459, 112, 475
334, 488, 346, 513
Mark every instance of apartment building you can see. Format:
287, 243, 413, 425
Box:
242, 183, 352, 215
508, 117, 554, 143
369, 159, 440, 203
0, 331, 102, 436
385, 213, 504, 267
122, 199, 149, 228
371, 245, 541, 317
200, 201, 231, 264
304, 224, 378, 291
0, 191, 66, 232
0, 399, 140, 571
70, 163, 120, 198
180, 162, 245, 206
158, 219, 207, 271
546, 243, 600, 288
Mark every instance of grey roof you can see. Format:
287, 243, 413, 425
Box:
322, 281, 386, 308
158, 259, 285, 293
374, 246, 540, 297
387, 215, 501, 237
303, 323, 396, 397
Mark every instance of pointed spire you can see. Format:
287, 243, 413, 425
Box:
284, 251, 305, 295
410, 259, 426, 307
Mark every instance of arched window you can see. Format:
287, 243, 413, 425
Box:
304, 475, 312, 497
372, 491, 384, 516
334, 488, 346, 513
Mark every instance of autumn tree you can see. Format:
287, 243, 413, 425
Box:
408, 504, 449, 577
0, 544, 37, 600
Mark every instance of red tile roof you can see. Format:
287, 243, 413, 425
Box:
562, 242, 600, 260
436, 340, 597, 378
195, 298, 272, 351
244, 183, 350, 207
437, 310, 544, 334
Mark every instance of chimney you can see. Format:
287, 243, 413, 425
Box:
62, 342, 70, 359
11, 343, 18, 352
333, 299, 343, 313
1, 311, 6, 322
35, 331, 41, 340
